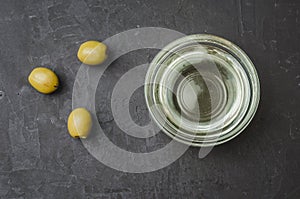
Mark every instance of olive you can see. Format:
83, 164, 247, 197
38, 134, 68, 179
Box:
28, 67, 59, 94
67, 108, 92, 138
77, 40, 107, 65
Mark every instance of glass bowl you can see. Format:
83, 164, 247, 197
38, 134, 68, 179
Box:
144, 34, 260, 147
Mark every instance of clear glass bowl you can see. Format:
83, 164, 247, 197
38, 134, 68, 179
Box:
144, 34, 260, 147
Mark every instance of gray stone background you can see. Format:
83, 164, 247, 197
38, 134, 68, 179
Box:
0, 0, 300, 198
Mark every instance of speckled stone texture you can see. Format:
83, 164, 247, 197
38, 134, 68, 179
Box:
0, 0, 300, 198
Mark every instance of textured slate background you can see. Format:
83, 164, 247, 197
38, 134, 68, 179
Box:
0, 0, 300, 198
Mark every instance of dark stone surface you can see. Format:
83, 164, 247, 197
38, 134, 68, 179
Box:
0, 0, 300, 198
